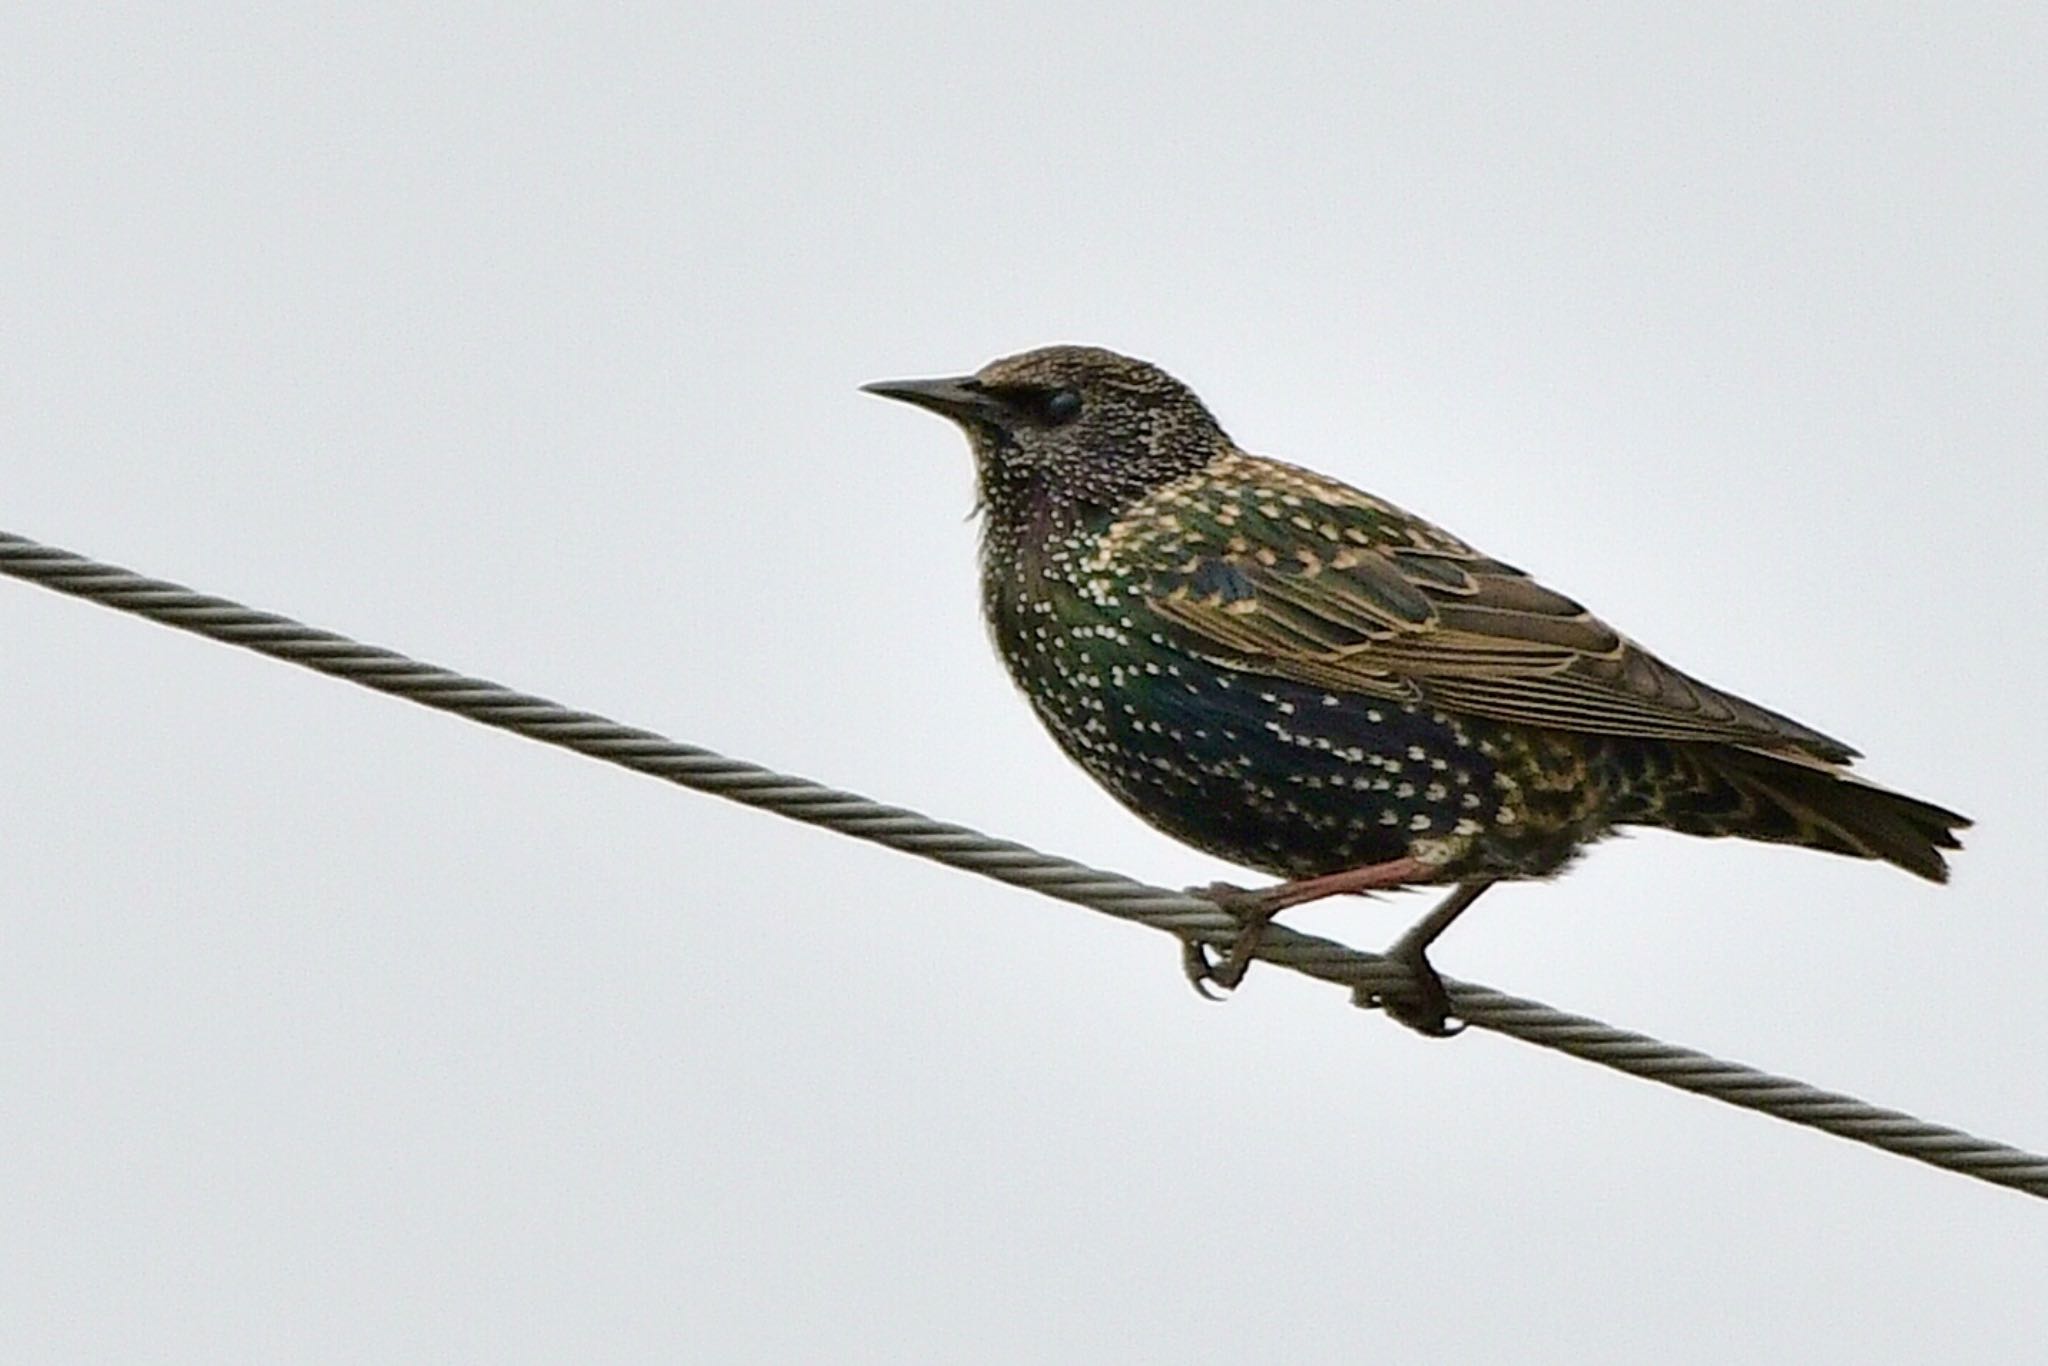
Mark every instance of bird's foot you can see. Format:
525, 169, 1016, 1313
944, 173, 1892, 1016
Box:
1179, 881, 1278, 1000
1352, 942, 1465, 1038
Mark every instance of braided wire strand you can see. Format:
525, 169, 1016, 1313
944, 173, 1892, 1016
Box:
3, 530, 2042, 1199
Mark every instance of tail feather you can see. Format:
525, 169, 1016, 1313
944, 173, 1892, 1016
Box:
1688, 747, 1970, 883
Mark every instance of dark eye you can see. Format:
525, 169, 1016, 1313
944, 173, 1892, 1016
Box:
1041, 388, 1082, 425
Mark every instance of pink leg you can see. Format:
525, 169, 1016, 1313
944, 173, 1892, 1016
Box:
1185, 856, 1436, 994
1239, 856, 1437, 915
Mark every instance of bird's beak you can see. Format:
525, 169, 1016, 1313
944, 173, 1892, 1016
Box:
860, 375, 1006, 424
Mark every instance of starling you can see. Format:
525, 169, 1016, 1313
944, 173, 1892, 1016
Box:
864, 346, 1970, 1034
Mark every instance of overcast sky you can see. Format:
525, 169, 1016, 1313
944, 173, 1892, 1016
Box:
4, 5, 2044, 1361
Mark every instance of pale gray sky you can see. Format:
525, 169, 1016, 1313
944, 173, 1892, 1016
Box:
4, 5, 2044, 1361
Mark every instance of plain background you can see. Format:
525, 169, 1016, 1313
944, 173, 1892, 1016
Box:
4, 6, 2044, 1361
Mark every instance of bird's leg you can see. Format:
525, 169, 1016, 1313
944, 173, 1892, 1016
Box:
1355, 880, 1494, 1038
1183, 855, 1435, 995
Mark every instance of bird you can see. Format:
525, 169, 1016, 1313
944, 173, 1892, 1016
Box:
863, 345, 1969, 1034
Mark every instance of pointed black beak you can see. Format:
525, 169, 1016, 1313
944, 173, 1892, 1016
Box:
860, 375, 1007, 424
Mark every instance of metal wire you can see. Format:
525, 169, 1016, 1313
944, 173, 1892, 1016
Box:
4, 528, 2042, 1199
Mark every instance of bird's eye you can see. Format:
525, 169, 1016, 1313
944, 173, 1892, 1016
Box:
1041, 388, 1083, 425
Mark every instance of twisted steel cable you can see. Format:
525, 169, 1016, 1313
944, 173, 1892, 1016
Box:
3, 529, 2042, 1199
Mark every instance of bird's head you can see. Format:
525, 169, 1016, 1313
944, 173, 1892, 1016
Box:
864, 345, 1230, 525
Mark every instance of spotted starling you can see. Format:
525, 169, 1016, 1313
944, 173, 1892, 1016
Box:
864, 346, 1969, 1033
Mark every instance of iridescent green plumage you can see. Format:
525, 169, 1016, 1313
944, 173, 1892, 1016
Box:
867, 345, 1970, 1029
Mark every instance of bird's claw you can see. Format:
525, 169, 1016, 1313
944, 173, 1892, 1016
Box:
1351, 948, 1466, 1039
1180, 880, 1469, 1035
1178, 882, 1273, 1000
1179, 936, 1228, 1001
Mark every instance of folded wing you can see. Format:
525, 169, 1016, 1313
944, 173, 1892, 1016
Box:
1126, 457, 1859, 764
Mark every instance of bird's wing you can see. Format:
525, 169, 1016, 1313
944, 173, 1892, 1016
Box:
1105, 454, 1859, 762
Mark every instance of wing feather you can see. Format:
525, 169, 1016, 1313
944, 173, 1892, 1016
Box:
1125, 455, 1858, 762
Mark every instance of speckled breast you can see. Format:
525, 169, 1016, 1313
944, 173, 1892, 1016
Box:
986, 570, 1513, 880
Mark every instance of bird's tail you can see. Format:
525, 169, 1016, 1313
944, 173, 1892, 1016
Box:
1657, 746, 1971, 883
